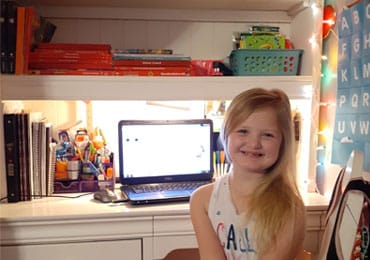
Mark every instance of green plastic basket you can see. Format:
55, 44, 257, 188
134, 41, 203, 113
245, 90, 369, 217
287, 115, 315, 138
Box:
229, 49, 303, 76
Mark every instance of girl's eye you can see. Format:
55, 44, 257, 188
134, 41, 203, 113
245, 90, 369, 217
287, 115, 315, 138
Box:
263, 133, 274, 138
237, 129, 248, 134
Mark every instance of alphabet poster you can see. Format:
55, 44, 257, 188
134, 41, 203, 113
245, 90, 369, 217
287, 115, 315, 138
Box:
333, 0, 370, 172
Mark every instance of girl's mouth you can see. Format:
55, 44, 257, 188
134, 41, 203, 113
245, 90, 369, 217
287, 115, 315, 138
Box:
242, 150, 264, 157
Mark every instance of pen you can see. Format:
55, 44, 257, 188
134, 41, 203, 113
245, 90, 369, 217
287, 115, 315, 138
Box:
216, 151, 221, 178
220, 150, 225, 176
75, 146, 83, 161
212, 151, 216, 178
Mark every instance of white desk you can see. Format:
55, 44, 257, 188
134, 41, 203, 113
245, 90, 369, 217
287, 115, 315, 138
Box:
0, 192, 329, 260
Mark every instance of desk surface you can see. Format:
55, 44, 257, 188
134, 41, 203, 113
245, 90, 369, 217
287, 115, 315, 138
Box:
0, 192, 329, 222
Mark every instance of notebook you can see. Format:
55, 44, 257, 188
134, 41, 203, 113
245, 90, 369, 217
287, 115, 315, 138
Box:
118, 119, 214, 205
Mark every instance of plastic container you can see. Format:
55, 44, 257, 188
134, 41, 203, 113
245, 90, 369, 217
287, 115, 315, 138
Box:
54, 180, 80, 193
229, 49, 303, 76
53, 162, 115, 193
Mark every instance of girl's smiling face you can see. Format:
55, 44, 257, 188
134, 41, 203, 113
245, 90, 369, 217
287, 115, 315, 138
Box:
227, 107, 282, 175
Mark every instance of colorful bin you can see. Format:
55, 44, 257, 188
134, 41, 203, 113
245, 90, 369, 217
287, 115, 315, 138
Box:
229, 49, 303, 76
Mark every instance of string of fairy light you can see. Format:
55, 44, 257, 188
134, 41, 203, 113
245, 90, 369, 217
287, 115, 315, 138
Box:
317, 1, 338, 196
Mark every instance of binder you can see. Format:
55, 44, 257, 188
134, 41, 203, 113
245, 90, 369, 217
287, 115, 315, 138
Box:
0, 1, 7, 73
3, 114, 20, 202
6, 1, 18, 74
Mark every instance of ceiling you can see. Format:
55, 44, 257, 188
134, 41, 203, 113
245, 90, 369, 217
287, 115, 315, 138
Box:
22, 0, 304, 12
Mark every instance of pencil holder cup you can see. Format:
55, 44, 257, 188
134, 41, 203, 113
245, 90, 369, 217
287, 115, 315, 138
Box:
67, 160, 80, 180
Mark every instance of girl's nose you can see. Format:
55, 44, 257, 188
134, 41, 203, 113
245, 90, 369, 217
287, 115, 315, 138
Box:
246, 134, 262, 149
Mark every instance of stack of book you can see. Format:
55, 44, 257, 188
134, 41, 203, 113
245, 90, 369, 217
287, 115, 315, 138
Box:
234, 25, 290, 50
112, 49, 192, 76
29, 43, 115, 75
0, 1, 56, 74
3, 112, 56, 202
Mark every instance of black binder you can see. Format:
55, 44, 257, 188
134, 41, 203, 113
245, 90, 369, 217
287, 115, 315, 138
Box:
3, 114, 20, 202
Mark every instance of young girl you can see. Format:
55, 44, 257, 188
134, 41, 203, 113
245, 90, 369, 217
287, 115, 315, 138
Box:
190, 88, 306, 260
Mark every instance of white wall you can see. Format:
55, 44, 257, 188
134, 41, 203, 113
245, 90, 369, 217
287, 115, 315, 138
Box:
49, 17, 291, 62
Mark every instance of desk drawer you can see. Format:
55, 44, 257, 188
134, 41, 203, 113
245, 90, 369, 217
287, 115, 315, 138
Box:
153, 235, 197, 260
1, 239, 141, 260
153, 215, 194, 235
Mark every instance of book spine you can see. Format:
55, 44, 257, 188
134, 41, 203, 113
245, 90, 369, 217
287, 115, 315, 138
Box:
15, 6, 25, 75
36, 42, 111, 51
17, 114, 25, 201
23, 113, 32, 200
31, 121, 41, 198
17, 113, 31, 201
40, 121, 47, 197
112, 53, 191, 61
23, 6, 40, 74
117, 71, 189, 76
114, 66, 191, 76
30, 50, 112, 59
29, 57, 113, 64
1, 1, 7, 73
251, 25, 280, 33
48, 142, 56, 195
45, 124, 53, 196
29, 62, 114, 70
3, 114, 20, 202
6, 1, 17, 74
114, 66, 191, 72
21, 113, 31, 200
112, 59, 190, 67
28, 69, 119, 76
28, 68, 190, 76
114, 48, 173, 55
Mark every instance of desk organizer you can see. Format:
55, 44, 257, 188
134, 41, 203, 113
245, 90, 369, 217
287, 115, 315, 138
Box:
53, 163, 115, 193
229, 49, 303, 76
53, 179, 115, 193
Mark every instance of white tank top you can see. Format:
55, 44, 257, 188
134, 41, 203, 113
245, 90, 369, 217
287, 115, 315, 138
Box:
208, 174, 258, 260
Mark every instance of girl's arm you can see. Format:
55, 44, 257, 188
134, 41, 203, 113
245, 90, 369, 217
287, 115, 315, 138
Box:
189, 184, 226, 260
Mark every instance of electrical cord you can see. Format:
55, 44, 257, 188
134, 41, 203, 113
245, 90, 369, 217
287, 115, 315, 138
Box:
0, 192, 93, 202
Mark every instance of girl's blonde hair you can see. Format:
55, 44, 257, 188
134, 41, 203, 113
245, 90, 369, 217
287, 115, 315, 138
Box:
220, 88, 304, 254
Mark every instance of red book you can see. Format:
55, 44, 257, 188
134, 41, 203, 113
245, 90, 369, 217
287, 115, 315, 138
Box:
15, 6, 26, 74
29, 57, 112, 64
23, 6, 40, 74
114, 66, 190, 71
29, 62, 114, 70
112, 59, 191, 67
114, 66, 190, 76
118, 71, 189, 76
29, 69, 120, 76
30, 49, 112, 60
28, 68, 190, 76
36, 42, 111, 51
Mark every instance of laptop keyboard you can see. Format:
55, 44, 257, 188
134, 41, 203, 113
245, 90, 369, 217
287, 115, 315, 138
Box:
130, 181, 210, 194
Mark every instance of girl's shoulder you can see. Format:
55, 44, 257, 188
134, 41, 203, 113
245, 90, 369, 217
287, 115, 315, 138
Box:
191, 181, 214, 204
189, 182, 215, 217
190, 175, 229, 212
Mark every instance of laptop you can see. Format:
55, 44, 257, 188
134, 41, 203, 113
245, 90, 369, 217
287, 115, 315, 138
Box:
118, 119, 214, 205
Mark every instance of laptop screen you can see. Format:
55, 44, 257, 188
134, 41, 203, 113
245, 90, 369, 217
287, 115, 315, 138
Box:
118, 119, 213, 185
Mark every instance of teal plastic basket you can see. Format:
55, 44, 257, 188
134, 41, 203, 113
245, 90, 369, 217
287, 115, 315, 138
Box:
229, 49, 303, 76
